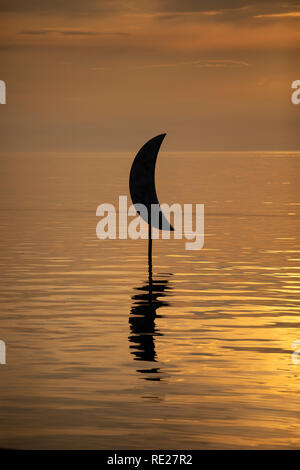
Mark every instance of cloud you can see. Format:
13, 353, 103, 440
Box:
196, 59, 249, 67
157, 0, 300, 13
153, 1, 300, 23
19, 29, 130, 36
155, 11, 223, 19
58, 30, 98, 36
152, 0, 244, 13
128, 2, 299, 31
2, 0, 300, 24
137, 59, 250, 69
19, 29, 54, 35
0, 0, 121, 14
254, 12, 300, 19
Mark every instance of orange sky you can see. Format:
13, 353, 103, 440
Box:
0, 0, 299, 151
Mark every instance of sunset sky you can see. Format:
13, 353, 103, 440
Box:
0, 0, 299, 151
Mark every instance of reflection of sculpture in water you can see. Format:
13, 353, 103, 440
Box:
128, 272, 172, 381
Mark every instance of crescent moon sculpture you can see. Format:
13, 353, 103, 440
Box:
129, 133, 174, 232
129, 133, 174, 290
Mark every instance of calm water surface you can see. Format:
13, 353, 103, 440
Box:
0, 151, 299, 449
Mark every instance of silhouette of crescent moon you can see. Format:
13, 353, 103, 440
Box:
129, 134, 174, 231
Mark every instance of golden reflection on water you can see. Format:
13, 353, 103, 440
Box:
0, 151, 299, 449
